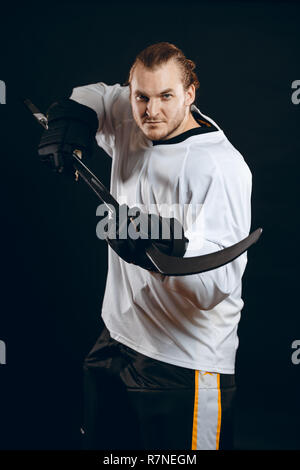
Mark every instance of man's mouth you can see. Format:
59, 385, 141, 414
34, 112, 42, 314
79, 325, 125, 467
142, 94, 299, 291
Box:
144, 121, 163, 124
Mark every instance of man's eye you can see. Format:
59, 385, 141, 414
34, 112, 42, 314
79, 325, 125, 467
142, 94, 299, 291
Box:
136, 95, 148, 101
162, 93, 172, 100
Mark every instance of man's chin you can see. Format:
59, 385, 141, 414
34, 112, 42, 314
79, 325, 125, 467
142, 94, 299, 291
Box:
148, 134, 166, 141
143, 128, 167, 141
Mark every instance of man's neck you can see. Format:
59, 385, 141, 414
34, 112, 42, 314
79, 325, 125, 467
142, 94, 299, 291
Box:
182, 111, 201, 133
164, 111, 200, 141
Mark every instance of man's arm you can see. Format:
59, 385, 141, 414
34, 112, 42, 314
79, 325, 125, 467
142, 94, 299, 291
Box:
153, 148, 252, 310
70, 82, 131, 158
37, 82, 129, 172
157, 246, 247, 310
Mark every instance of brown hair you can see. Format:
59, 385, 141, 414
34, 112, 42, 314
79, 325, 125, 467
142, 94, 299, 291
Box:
125, 42, 200, 92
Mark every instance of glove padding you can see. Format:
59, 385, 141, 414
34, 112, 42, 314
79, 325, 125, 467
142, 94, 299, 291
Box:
105, 205, 189, 272
38, 99, 99, 174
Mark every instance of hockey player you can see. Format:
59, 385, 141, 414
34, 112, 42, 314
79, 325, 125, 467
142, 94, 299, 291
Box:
38, 42, 252, 450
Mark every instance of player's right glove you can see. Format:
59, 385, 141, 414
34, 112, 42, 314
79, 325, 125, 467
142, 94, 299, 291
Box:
105, 205, 189, 272
38, 99, 99, 174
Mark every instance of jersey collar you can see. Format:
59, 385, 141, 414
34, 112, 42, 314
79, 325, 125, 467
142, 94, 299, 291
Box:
152, 110, 218, 146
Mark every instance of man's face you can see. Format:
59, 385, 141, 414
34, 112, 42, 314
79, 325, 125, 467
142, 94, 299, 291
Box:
130, 59, 195, 141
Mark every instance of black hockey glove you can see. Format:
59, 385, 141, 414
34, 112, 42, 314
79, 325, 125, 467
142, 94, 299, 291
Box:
38, 99, 99, 174
105, 205, 189, 272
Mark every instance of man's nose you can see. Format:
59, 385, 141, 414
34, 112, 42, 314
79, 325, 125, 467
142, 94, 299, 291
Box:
146, 98, 160, 118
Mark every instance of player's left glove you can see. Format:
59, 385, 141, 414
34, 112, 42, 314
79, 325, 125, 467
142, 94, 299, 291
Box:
105, 205, 189, 272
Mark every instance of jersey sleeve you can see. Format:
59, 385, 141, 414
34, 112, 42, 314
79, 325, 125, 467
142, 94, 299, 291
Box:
69, 82, 131, 158
155, 142, 252, 311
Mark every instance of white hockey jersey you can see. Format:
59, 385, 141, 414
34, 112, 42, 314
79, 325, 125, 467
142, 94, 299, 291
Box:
70, 82, 252, 374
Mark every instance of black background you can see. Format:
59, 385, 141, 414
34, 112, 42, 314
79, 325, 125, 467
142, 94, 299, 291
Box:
0, 0, 299, 451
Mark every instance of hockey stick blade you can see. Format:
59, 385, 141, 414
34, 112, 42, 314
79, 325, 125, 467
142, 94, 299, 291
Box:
145, 228, 263, 276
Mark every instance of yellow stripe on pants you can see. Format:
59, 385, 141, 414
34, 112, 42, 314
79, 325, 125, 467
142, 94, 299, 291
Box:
191, 370, 222, 450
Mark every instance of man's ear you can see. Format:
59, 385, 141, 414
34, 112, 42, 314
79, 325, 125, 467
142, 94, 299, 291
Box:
185, 84, 196, 107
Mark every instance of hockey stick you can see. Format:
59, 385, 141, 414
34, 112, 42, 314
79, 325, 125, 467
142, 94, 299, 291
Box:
71, 152, 262, 276
24, 98, 262, 276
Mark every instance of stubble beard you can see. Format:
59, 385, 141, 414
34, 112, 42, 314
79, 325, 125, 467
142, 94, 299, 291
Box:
135, 108, 188, 142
